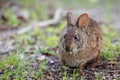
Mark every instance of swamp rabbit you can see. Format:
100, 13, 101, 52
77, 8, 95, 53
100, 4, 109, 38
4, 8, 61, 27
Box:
59, 12, 103, 74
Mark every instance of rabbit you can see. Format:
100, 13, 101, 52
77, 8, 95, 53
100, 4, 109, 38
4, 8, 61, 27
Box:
59, 12, 103, 75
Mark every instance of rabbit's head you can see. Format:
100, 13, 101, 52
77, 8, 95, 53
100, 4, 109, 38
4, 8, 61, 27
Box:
60, 12, 90, 54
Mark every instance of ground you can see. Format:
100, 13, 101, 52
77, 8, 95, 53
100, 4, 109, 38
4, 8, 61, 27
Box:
0, 0, 120, 80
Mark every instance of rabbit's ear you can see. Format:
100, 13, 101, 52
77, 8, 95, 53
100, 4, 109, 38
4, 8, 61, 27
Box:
66, 12, 74, 25
77, 13, 89, 28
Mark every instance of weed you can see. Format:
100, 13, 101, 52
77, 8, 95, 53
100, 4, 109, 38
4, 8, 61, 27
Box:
35, 60, 47, 79
5, 9, 19, 26
63, 71, 69, 80
95, 72, 104, 80
72, 70, 79, 80
101, 25, 120, 60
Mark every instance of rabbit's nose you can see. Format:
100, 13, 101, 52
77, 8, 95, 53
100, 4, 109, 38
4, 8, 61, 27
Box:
65, 46, 71, 51
66, 47, 69, 51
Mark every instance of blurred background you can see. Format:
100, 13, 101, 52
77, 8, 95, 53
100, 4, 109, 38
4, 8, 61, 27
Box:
0, 0, 120, 79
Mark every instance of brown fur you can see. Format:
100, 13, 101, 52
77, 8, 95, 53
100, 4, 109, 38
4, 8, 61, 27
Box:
59, 12, 103, 75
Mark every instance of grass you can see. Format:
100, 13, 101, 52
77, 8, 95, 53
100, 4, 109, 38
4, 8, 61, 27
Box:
0, 53, 22, 70
63, 72, 69, 80
0, 21, 120, 80
72, 70, 79, 80
5, 9, 20, 27
0, 50, 47, 80
0, 52, 24, 79
101, 25, 120, 60
0, 0, 120, 79
95, 72, 104, 80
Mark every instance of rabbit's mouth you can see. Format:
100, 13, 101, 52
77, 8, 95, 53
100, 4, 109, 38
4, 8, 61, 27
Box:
66, 48, 79, 54
66, 43, 85, 54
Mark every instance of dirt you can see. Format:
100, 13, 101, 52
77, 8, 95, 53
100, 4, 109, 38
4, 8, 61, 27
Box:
0, 1, 120, 80
43, 54, 120, 80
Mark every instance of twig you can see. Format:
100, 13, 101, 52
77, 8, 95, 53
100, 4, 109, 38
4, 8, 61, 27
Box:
17, 9, 63, 34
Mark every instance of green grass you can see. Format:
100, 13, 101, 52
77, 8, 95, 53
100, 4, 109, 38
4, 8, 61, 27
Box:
0, 52, 25, 79
116, 77, 120, 80
0, 50, 47, 80
72, 70, 79, 80
0, 0, 120, 79
101, 25, 120, 60
5, 9, 20, 27
63, 71, 69, 80
35, 61, 47, 79
0, 22, 120, 80
0, 53, 22, 70
95, 73, 104, 80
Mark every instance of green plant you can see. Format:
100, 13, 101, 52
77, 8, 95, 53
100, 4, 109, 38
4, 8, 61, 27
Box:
35, 60, 47, 79
16, 0, 35, 6
0, 52, 25, 79
46, 35, 58, 47
5, 9, 19, 26
95, 73, 104, 80
101, 25, 120, 60
116, 77, 120, 80
72, 70, 79, 80
63, 71, 69, 80
45, 22, 65, 34
0, 54, 22, 70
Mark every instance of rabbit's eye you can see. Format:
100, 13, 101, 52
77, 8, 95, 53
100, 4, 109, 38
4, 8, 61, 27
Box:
74, 36, 77, 40
74, 35, 79, 40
